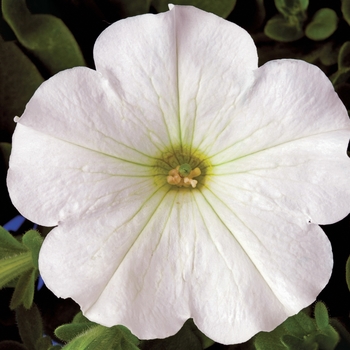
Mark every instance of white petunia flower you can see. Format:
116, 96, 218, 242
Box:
7, 5, 350, 345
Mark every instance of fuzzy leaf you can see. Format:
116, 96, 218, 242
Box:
282, 334, 317, 349
22, 230, 43, 270
254, 324, 287, 350
0, 225, 27, 255
314, 302, 329, 330
10, 269, 36, 309
0, 252, 32, 288
294, 310, 316, 334
60, 325, 139, 350
1, 0, 85, 75
56, 312, 139, 350
16, 304, 44, 350
314, 328, 340, 350
37, 336, 55, 350
72, 311, 90, 324
305, 8, 338, 41
283, 316, 307, 337
151, 0, 237, 18
55, 322, 95, 343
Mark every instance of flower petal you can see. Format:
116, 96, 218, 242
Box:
205, 59, 350, 223
15, 67, 167, 158
9, 5, 258, 226
39, 189, 189, 338
204, 59, 350, 159
209, 136, 350, 224
8, 122, 166, 226
93, 5, 258, 150
7, 65, 173, 226
192, 187, 332, 343
39, 187, 332, 344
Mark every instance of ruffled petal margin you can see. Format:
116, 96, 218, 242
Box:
39, 186, 332, 344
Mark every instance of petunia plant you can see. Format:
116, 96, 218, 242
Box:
2, 1, 350, 349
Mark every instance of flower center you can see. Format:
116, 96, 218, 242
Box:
167, 164, 201, 188
151, 145, 211, 189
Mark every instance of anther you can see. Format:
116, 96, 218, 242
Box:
167, 165, 201, 188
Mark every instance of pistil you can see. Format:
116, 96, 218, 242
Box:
167, 164, 201, 188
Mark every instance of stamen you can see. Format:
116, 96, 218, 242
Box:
167, 164, 201, 188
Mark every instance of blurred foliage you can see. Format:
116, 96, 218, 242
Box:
1, 0, 350, 349
1, 0, 85, 75
305, 8, 338, 41
254, 303, 340, 350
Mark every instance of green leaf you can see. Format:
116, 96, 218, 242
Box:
305, 8, 338, 41
139, 319, 202, 350
191, 321, 215, 349
274, 0, 308, 17
61, 325, 139, 350
283, 316, 307, 337
346, 255, 350, 291
314, 302, 329, 330
10, 269, 36, 310
54, 311, 92, 342
0, 251, 33, 288
72, 311, 91, 324
37, 336, 54, 350
1, 0, 85, 75
0, 36, 44, 137
0, 226, 27, 255
56, 312, 139, 350
22, 230, 43, 270
254, 324, 287, 350
16, 304, 44, 350
314, 327, 340, 350
341, 0, 350, 26
0, 228, 41, 309
294, 310, 316, 334
264, 14, 304, 42
254, 308, 317, 350
338, 41, 350, 69
151, 0, 237, 18
55, 322, 95, 343
282, 334, 317, 350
